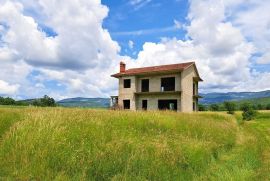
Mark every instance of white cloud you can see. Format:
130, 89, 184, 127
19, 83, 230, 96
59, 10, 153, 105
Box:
129, 0, 152, 10
229, 0, 270, 64
0, 0, 269, 99
0, 0, 121, 69
128, 40, 134, 49
173, 20, 182, 29
0, 0, 121, 98
0, 80, 19, 95
124, 0, 270, 93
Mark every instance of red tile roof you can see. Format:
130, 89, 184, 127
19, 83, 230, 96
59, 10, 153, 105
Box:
111, 62, 195, 77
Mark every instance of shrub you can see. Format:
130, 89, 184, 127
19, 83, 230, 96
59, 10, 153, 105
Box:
256, 104, 264, 110
224, 101, 236, 115
198, 104, 207, 111
0, 97, 16, 105
266, 104, 270, 110
241, 103, 257, 121
210, 104, 219, 111
32, 95, 56, 107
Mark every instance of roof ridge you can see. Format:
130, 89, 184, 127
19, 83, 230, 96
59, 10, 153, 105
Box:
127, 61, 195, 71
111, 61, 197, 78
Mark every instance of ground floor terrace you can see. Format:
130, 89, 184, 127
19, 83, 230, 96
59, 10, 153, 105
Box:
111, 93, 199, 112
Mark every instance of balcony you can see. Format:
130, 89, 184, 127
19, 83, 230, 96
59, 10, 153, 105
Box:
135, 90, 181, 95
193, 94, 203, 99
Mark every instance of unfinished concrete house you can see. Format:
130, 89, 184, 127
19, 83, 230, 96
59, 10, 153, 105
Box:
111, 61, 203, 112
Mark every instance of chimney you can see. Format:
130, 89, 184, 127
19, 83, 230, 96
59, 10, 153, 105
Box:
120, 61, 126, 73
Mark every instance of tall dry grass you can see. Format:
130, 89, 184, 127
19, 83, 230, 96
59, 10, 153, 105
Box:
0, 107, 268, 180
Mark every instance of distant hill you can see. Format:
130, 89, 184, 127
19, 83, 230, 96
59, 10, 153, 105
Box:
200, 90, 270, 105
17, 90, 270, 108
233, 97, 270, 106
57, 97, 110, 108
16, 99, 35, 105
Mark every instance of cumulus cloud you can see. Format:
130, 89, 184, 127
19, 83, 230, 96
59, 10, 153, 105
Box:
0, 0, 269, 99
229, 0, 270, 64
124, 0, 269, 93
0, 80, 19, 95
0, 0, 120, 70
0, 0, 120, 98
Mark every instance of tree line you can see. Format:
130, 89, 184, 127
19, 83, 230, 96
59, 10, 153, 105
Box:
199, 101, 266, 121
0, 95, 56, 107
199, 102, 270, 112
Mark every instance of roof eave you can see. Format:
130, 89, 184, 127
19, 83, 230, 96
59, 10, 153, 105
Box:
111, 69, 184, 78
193, 77, 203, 82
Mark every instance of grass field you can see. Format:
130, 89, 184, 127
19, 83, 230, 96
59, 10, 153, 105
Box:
0, 108, 269, 180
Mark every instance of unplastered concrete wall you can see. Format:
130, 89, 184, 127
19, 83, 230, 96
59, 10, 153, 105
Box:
136, 73, 181, 92
136, 94, 181, 111
181, 65, 197, 112
118, 76, 137, 110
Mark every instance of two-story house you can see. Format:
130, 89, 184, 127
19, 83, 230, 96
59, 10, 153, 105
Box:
111, 61, 202, 112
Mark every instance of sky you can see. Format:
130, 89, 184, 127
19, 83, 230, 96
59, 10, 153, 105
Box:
0, 0, 270, 100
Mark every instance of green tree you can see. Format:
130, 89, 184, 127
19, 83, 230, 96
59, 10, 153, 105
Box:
198, 104, 207, 111
256, 104, 264, 110
32, 99, 41, 106
210, 104, 219, 111
32, 95, 56, 107
40, 95, 56, 107
241, 103, 257, 121
224, 101, 236, 115
266, 104, 270, 110
0, 97, 16, 105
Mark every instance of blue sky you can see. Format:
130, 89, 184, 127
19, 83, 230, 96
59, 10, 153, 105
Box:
0, 0, 270, 100
102, 0, 189, 58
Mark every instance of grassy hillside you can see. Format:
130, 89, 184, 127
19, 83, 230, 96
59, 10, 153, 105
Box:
0, 108, 269, 180
57, 98, 110, 108
212, 97, 270, 110
200, 90, 270, 104
233, 96, 270, 106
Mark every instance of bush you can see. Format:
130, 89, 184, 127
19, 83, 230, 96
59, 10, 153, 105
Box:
210, 104, 219, 111
32, 95, 56, 107
0, 97, 16, 105
241, 103, 257, 121
224, 101, 236, 115
266, 104, 270, 110
198, 104, 207, 111
256, 104, 264, 110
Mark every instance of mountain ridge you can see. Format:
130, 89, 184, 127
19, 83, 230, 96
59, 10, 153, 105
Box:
55, 90, 270, 107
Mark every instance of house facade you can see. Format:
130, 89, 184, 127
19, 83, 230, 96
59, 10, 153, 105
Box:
111, 61, 202, 112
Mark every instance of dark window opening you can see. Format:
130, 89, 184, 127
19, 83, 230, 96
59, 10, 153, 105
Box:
193, 82, 196, 95
142, 100, 147, 110
193, 102, 196, 111
123, 100, 130, 109
161, 77, 175, 91
123, 79, 131, 88
141, 79, 149, 92
158, 100, 177, 111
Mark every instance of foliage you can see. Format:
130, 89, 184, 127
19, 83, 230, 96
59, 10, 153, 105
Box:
241, 103, 257, 121
0, 95, 56, 107
224, 101, 236, 114
0, 97, 16, 105
32, 95, 56, 107
210, 104, 219, 111
256, 104, 264, 110
266, 104, 270, 110
198, 104, 207, 111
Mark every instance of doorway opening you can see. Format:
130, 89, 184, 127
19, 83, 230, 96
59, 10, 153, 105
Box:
158, 100, 177, 111
123, 100, 130, 109
142, 100, 148, 110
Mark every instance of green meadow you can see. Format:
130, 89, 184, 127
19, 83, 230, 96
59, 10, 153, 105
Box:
0, 107, 269, 180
